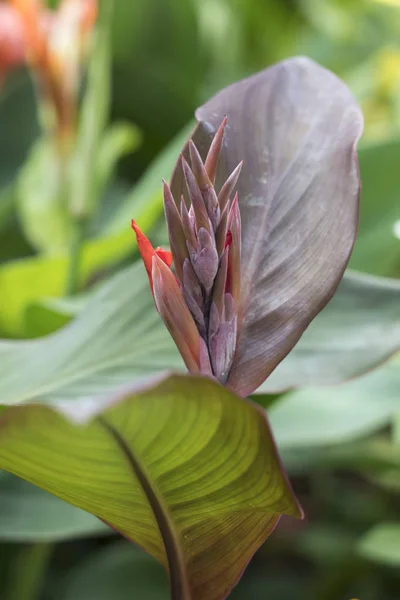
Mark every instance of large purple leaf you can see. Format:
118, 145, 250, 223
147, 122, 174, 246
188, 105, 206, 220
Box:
172, 57, 364, 397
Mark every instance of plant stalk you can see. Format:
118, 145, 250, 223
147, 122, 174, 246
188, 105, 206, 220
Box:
8, 543, 53, 600
65, 217, 87, 296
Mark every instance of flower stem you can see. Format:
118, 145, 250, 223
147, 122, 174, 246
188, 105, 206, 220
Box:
65, 217, 86, 296
8, 543, 53, 600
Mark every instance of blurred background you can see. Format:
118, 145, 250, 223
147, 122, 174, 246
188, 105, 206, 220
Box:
0, 0, 399, 599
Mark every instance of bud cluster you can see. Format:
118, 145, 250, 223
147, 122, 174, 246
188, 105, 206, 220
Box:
132, 119, 242, 384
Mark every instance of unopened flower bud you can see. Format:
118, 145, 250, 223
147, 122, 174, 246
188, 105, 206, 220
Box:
187, 227, 219, 293
182, 259, 205, 332
132, 118, 242, 386
208, 296, 237, 383
152, 254, 202, 374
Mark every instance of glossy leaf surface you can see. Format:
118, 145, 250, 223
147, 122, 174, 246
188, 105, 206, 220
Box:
172, 57, 364, 396
0, 375, 301, 600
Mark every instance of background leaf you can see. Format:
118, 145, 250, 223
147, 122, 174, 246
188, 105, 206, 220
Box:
59, 543, 168, 600
16, 139, 72, 253
260, 270, 400, 393
0, 211, 157, 338
268, 360, 400, 449
1, 261, 399, 396
358, 524, 400, 566
0, 473, 109, 542
349, 138, 400, 277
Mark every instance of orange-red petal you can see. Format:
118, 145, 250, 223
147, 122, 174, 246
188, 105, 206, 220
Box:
131, 219, 156, 287
131, 219, 173, 296
155, 247, 173, 268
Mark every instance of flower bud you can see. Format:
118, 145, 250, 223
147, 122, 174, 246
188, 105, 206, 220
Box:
152, 254, 202, 374
187, 227, 219, 293
132, 118, 242, 385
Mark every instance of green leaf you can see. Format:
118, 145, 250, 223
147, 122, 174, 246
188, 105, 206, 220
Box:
70, 0, 113, 218
281, 436, 400, 476
0, 375, 301, 600
349, 138, 400, 277
358, 524, 400, 566
24, 291, 94, 338
1, 262, 399, 394
23, 303, 72, 339
0, 121, 196, 336
94, 122, 142, 202
0, 207, 158, 337
269, 360, 400, 449
60, 543, 168, 600
0, 473, 109, 542
16, 139, 72, 253
0, 261, 178, 393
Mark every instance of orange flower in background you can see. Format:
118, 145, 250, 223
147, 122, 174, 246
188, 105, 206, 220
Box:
0, 3, 27, 85
7, 0, 98, 142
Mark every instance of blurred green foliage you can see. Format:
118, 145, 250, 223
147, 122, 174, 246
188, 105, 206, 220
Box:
0, 0, 399, 599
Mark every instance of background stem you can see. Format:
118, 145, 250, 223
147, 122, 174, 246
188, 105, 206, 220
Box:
65, 217, 86, 296
8, 543, 52, 600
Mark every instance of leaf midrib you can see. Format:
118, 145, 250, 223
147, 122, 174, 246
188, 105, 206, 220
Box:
98, 417, 192, 600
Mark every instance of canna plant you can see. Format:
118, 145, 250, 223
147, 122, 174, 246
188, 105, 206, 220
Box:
131, 117, 243, 386
0, 57, 364, 600
132, 57, 364, 398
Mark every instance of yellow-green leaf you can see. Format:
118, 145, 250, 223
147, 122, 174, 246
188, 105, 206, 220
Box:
0, 374, 301, 600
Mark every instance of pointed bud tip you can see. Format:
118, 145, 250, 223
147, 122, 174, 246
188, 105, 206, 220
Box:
162, 179, 174, 203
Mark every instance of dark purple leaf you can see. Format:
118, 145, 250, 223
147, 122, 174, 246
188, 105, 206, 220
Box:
172, 57, 363, 396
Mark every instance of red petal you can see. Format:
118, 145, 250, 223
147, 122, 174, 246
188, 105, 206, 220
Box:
131, 219, 156, 289
155, 247, 173, 268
